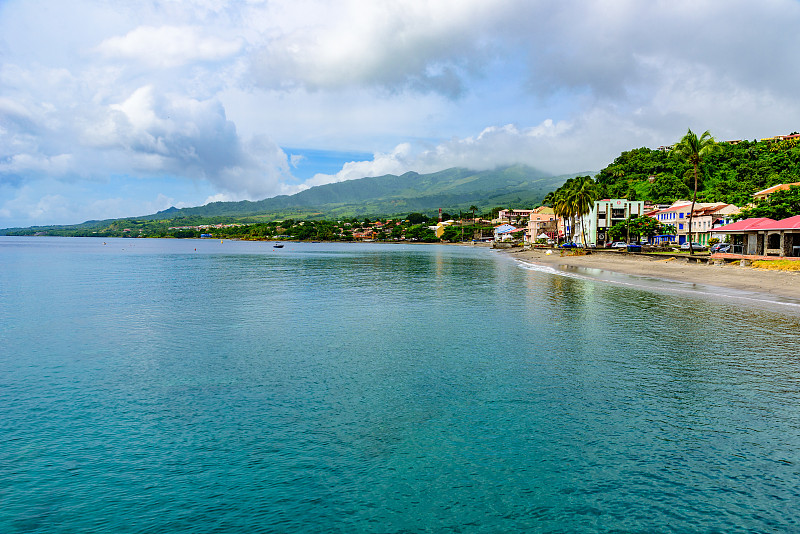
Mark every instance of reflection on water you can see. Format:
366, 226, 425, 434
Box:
2, 238, 800, 532
517, 257, 800, 313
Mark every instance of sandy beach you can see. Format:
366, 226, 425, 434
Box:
505, 247, 800, 302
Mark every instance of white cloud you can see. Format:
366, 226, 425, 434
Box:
96, 26, 243, 68
249, 0, 506, 96
302, 144, 415, 188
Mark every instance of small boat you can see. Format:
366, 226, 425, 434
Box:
273, 243, 284, 248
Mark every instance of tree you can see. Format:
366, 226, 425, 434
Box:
608, 216, 672, 242
469, 205, 479, 223
552, 190, 576, 243
671, 129, 721, 253
738, 185, 800, 220
406, 212, 428, 225
490, 206, 505, 219
649, 173, 691, 203
569, 175, 597, 247
441, 225, 462, 242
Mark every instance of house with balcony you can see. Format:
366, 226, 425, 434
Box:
688, 204, 741, 246
649, 201, 737, 245
525, 206, 559, 243
574, 199, 645, 246
497, 209, 534, 225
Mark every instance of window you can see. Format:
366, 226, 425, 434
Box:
679, 213, 684, 219
768, 233, 781, 249
679, 224, 684, 230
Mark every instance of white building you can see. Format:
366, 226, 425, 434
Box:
574, 199, 645, 246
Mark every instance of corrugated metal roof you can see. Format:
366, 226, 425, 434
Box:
715, 217, 777, 232
755, 215, 800, 230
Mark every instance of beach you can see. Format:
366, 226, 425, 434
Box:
508, 247, 800, 301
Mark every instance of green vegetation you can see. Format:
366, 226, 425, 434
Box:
671, 129, 722, 253
547, 175, 598, 247
738, 185, 800, 220
2, 213, 498, 243
6, 133, 800, 240
594, 137, 800, 207
130, 165, 583, 222
608, 216, 675, 242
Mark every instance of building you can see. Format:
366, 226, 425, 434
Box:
433, 220, 455, 239
575, 199, 645, 246
497, 209, 534, 224
715, 216, 800, 257
651, 201, 692, 243
493, 224, 523, 242
688, 204, 740, 246
649, 201, 737, 245
525, 206, 559, 243
752, 182, 800, 202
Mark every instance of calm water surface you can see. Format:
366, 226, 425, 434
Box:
2, 237, 800, 532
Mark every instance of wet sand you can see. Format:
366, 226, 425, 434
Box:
507, 248, 800, 302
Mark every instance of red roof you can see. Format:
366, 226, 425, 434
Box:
715, 217, 777, 232
755, 215, 800, 230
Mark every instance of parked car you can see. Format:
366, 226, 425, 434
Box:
680, 242, 708, 251
609, 241, 628, 248
709, 243, 731, 253
559, 241, 579, 248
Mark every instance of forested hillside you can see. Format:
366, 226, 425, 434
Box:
137, 165, 573, 221
1, 165, 585, 235
594, 136, 800, 205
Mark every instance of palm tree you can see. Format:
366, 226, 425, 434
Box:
469, 205, 478, 224
570, 176, 598, 248
671, 129, 721, 254
552, 190, 576, 243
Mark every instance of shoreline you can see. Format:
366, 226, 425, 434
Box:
505, 247, 800, 303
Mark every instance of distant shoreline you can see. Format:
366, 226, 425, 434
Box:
504, 247, 800, 304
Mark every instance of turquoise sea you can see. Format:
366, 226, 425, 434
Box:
2, 236, 800, 532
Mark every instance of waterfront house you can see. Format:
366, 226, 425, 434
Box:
525, 207, 559, 243
651, 201, 692, 244
352, 229, 375, 241
434, 220, 455, 239
494, 224, 522, 242
688, 204, 740, 246
650, 201, 736, 245
714, 217, 777, 255
575, 199, 645, 246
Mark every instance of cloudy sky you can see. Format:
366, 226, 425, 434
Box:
2, 0, 799, 227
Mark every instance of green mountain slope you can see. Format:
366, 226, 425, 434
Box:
594, 137, 800, 205
2, 165, 588, 235
141, 164, 583, 220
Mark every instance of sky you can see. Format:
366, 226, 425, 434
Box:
2, 0, 800, 228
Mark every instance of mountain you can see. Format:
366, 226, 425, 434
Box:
138, 164, 587, 221
1, 165, 592, 235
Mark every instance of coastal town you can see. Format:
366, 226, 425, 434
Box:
492, 180, 800, 259
88, 180, 800, 268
